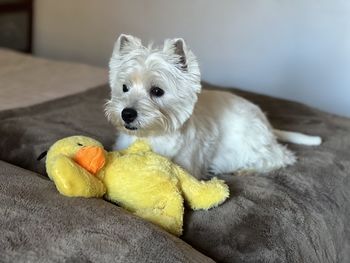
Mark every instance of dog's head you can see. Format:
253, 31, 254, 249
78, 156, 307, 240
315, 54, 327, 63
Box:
105, 34, 201, 137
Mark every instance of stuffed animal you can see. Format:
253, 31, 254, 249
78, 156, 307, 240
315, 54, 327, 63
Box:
46, 135, 229, 236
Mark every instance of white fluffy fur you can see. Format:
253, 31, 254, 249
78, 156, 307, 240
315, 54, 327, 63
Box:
106, 34, 321, 178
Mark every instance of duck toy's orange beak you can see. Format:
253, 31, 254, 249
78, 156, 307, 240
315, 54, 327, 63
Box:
73, 146, 106, 175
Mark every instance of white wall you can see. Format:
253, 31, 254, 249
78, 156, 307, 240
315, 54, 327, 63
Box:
34, 0, 350, 117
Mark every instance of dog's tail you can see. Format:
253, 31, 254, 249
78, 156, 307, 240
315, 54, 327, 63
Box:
273, 129, 322, 146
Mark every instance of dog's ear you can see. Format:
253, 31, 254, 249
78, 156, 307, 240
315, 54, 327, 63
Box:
163, 38, 188, 71
112, 34, 142, 55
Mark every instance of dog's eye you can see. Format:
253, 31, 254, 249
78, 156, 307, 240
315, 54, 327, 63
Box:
122, 84, 129, 93
150, 86, 164, 97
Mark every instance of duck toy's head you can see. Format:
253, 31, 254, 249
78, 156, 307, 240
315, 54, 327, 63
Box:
45, 136, 107, 197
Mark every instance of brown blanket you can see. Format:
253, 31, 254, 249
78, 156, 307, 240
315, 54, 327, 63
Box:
0, 160, 213, 263
0, 83, 349, 262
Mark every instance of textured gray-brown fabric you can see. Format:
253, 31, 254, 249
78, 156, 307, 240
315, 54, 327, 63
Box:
0, 83, 349, 262
0, 160, 214, 263
0, 85, 115, 176
0, 48, 108, 111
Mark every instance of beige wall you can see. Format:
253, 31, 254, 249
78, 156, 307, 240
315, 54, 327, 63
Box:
34, 0, 350, 117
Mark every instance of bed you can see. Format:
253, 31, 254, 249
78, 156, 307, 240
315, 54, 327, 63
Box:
1, 48, 349, 263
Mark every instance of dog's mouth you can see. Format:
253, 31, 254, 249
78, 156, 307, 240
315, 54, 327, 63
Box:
124, 124, 138, 131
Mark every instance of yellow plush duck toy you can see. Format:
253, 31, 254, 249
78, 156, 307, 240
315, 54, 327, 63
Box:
46, 135, 229, 236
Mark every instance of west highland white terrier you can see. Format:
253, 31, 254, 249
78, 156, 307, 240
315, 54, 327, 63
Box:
105, 34, 321, 178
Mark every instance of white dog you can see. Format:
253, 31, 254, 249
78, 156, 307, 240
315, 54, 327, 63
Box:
106, 34, 321, 178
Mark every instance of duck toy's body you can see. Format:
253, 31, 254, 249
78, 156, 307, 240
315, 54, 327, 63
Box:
46, 136, 229, 236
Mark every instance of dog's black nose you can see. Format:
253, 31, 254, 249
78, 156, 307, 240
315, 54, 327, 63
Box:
121, 108, 138, 123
